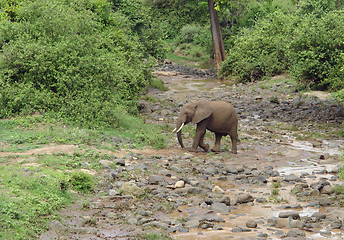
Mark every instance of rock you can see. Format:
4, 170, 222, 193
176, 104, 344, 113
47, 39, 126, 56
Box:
246, 219, 257, 228
120, 182, 144, 197
319, 197, 334, 206
257, 233, 268, 238
204, 166, 218, 175
175, 180, 185, 188
211, 202, 230, 213
275, 218, 289, 228
289, 219, 304, 228
200, 221, 214, 229
283, 174, 301, 182
278, 211, 300, 219
233, 193, 254, 205
319, 153, 330, 159
320, 185, 335, 195
108, 189, 119, 196
311, 212, 326, 221
149, 175, 165, 185
186, 187, 202, 194
110, 171, 117, 180
99, 160, 112, 168
220, 196, 232, 206
231, 226, 251, 232
224, 165, 238, 174
185, 219, 200, 229
128, 217, 138, 225
200, 214, 225, 222
286, 229, 306, 238
212, 186, 225, 194
114, 158, 126, 166
330, 219, 342, 229
213, 224, 223, 230
167, 226, 177, 233
177, 226, 189, 232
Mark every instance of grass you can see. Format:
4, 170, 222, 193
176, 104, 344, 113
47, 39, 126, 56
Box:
0, 114, 167, 239
166, 51, 214, 69
150, 77, 169, 91
0, 115, 167, 153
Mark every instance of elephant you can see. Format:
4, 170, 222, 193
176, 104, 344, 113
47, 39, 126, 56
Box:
173, 100, 239, 153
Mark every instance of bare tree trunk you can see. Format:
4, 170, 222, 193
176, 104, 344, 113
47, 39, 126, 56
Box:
208, 0, 226, 69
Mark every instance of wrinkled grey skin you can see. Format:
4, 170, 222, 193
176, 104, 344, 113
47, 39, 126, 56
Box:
174, 100, 239, 153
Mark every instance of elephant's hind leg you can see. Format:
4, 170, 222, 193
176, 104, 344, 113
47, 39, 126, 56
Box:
230, 134, 238, 154
211, 133, 222, 152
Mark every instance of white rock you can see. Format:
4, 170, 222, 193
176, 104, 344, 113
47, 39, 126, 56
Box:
175, 180, 185, 188
212, 186, 225, 194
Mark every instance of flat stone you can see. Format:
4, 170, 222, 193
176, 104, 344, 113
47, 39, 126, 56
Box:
278, 211, 300, 219
211, 202, 230, 213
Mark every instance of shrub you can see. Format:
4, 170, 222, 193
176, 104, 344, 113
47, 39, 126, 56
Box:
287, 12, 344, 91
0, 0, 155, 128
219, 11, 293, 82
178, 24, 202, 44
69, 172, 94, 193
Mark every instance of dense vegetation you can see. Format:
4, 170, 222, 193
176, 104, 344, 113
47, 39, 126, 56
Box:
0, 0, 165, 128
218, 1, 344, 96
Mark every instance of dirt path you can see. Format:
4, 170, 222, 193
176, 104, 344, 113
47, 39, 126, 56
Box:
41, 65, 344, 240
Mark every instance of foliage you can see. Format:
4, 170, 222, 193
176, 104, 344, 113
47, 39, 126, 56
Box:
287, 12, 344, 91
0, 164, 73, 239
110, 0, 167, 60
69, 171, 94, 193
146, 0, 209, 39
219, 3, 344, 98
219, 10, 292, 81
0, 0, 165, 128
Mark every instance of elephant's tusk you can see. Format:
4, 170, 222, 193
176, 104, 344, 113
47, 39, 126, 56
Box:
175, 123, 184, 133
172, 128, 177, 132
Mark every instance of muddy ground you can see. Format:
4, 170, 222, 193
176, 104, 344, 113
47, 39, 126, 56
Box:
40, 63, 344, 240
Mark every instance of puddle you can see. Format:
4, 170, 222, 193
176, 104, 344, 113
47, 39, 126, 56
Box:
290, 140, 343, 156
277, 164, 339, 176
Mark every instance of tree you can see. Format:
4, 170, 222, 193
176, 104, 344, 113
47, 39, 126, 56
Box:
208, 0, 226, 68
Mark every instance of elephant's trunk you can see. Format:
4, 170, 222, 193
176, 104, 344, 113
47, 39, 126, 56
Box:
173, 118, 185, 148
177, 128, 184, 148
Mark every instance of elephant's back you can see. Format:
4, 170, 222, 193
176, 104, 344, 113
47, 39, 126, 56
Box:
207, 101, 238, 133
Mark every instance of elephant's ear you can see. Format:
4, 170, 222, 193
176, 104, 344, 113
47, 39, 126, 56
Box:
192, 102, 212, 124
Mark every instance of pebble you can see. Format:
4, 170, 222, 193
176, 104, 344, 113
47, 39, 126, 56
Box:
174, 180, 185, 188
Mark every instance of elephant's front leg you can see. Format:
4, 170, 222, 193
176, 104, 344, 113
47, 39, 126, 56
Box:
189, 119, 208, 152
199, 131, 209, 152
211, 133, 222, 152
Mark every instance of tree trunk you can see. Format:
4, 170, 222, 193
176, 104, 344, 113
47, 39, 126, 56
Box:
208, 0, 226, 69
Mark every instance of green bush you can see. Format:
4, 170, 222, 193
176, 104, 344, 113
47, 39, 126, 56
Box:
69, 172, 94, 193
179, 24, 201, 43
0, 0, 156, 128
219, 7, 344, 95
287, 12, 344, 91
219, 11, 293, 82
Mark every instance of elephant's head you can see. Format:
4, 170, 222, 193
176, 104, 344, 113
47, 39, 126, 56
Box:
173, 100, 212, 148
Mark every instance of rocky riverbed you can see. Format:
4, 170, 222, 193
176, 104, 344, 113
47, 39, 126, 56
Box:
43, 63, 344, 240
